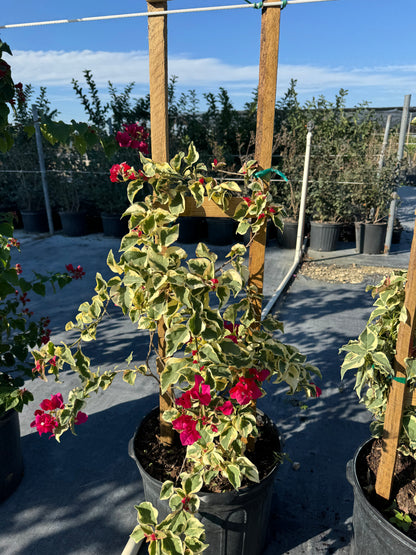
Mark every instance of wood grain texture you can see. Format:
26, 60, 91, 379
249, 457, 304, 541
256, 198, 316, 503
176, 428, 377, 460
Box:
147, 1, 169, 163
375, 218, 416, 500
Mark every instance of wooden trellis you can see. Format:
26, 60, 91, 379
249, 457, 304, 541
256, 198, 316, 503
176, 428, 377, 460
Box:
376, 215, 416, 500
146, 0, 283, 444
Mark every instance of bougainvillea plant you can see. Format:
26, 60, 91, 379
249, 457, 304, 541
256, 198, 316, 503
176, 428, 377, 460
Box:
0, 213, 83, 418
340, 270, 416, 456
31, 143, 321, 553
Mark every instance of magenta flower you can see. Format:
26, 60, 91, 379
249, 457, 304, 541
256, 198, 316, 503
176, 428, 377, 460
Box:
172, 414, 201, 446
230, 377, 262, 405
248, 367, 270, 382
30, 410, 58, 436
40, 393, 64, 411
176, 390, 193, 409
75, 411, 88, 425
190, 374, 212, 406
216, 400, 234, 415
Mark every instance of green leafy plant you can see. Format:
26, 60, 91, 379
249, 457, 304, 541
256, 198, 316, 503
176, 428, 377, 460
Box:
30, 143, 321, 553
340, 270, 416, 454
0, 213, 79, 417
389, 506, 412, 532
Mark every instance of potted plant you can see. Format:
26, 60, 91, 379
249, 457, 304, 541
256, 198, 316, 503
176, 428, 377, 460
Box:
0, 213, 80, 501
29, 144, 321, 554
340, 270, 416, 552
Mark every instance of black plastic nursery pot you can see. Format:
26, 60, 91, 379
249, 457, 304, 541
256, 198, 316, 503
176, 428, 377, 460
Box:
21, 210, 49, 233
277, 220, 298, 249
346, 439, 416, 555
101, 213, 129, 238
0, 409, 24, 503
59, 211, 88, 237
177, 216, 207, 243
206, 217, 236, 246
309, 222, 341, 251
129, 408, 281, 555
362, 223, 387, 255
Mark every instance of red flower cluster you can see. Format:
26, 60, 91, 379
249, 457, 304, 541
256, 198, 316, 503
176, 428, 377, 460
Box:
6, 237, 20, 248
172, 414, 201, 446
30, 393, 88, 437
65, 264, 85, 280
109, 162, 136, 183
229, 368, 270, 406
116, 123, 149, 155
176, 374, 212, 409
40, 316, 51, 345
14, 263, 22, 275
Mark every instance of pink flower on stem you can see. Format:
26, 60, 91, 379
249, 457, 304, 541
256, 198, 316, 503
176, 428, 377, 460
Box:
172, 414, 201, 446
176, 374, 212, 408
224, 321, 240, 344
116, 123, 149, 154
75, 411, 88, 425
216, 400, 234, 415
248, 367, 270, 382
230, 377, 262, 405
66, 264, 85, 280
15, 263, 22, 275
310, 383, 322, 398
242, 196, 252, 206
30, 410, 58, 436
210, 278, 219, 290
40, 393, 64, 411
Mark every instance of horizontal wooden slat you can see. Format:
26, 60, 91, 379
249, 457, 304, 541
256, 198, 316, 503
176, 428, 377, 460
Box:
181, 197, 244, 219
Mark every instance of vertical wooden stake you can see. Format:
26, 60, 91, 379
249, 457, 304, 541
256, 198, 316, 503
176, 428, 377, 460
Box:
147, 1, 169, 162
147, 0, 173, 444
249, 0, 282, 321
375, 216, 416, 500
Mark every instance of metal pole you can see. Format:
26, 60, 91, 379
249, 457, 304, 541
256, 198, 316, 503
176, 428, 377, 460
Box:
384, 192, 399, 255
398, 95, 411, 162
378, 114, 392, 173
295, 122, 313, 255
32, 104, 54, 234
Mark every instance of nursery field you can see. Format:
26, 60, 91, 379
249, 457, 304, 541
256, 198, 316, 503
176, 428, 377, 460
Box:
0, 186, 414, 555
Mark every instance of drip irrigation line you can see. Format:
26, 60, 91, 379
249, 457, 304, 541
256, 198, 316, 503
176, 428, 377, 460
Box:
1, 0, 337, 30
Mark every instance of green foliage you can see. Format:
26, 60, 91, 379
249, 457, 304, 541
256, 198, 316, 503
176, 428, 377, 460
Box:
340, 270, 416, 457
272, 81, 399, 222
0, 213, 73, 416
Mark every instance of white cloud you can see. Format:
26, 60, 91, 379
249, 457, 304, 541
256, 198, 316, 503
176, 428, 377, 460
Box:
7, 49, 415, 119
11, 49, 415, 92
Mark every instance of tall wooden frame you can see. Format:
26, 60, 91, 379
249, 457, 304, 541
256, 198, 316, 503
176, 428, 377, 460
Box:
146, 0, 283, 443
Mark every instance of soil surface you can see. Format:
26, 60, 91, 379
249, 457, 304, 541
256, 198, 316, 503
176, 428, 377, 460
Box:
356, 439, 416, 541
299, 261, 400, 284
133, 408, 281, 493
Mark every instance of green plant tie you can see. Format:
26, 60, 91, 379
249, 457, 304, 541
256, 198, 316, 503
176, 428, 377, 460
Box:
392, 376, 407, 384
244, 0, 263, 8
244, 0, 287, 8
254, 167, 289, 182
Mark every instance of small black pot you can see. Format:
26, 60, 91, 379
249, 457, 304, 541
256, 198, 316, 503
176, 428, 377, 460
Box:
177, 216, 207, 243
310, 222, 341, 251
101, 213, 128, 238
363, 223, 387, 254
277, 220, 298, 249
59, 211, 88, 237
21, 210, 49, 233
346, 439, 416, 554
0, 409, 24, 503
206, 217, 236, 246
129, 408, 280, 555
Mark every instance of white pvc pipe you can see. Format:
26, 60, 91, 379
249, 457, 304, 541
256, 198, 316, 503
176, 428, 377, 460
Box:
262, 126, 313, 318
121, 537, 142, 555
1, 0, 338, 29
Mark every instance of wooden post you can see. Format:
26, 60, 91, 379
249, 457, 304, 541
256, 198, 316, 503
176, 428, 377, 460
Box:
375, 216, 416, 500
249, 0, 283, 320
147, 0, 173, 445
147, 1, 170, 162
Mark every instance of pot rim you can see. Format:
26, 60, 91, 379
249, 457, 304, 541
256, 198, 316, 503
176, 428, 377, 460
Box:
129, 407, 281, 502
348, 438, 416, 548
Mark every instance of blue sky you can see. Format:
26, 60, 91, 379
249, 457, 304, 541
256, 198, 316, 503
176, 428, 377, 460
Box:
1, 0, 415, 123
